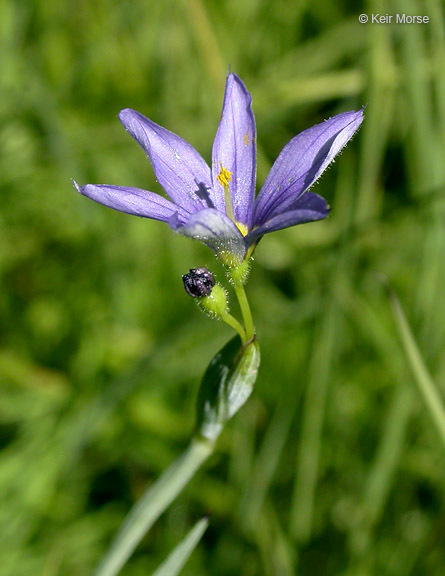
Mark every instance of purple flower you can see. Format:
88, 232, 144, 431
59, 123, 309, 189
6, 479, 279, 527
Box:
75, 73, 363, 263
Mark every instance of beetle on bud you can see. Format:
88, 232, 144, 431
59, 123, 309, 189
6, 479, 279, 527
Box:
182, 268, 215, 298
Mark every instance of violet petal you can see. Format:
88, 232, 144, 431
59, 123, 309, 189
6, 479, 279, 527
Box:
74, 182, 189, 222
248, 192, 329, 240
119, 109, 216, 214
212, 73, 256, 228
254, 109, 364, 225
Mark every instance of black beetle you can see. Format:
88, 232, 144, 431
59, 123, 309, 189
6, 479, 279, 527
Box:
182, 268, 215, 298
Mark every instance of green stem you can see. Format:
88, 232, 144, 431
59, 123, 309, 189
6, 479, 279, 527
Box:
94, 437, 214, 576
221, 311, 247, 343
234, 283, 255, 341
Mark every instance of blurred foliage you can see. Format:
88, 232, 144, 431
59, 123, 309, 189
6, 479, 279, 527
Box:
1, 0, 445, 575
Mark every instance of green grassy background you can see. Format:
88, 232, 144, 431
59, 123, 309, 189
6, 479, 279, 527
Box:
1, 0, 444, 574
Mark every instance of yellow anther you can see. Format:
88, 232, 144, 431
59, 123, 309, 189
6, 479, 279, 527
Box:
217, 165, 232, 187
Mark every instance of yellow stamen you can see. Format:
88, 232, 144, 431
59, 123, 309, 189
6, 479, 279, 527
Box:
216, 165, 232, 187
217, 164, 235, 222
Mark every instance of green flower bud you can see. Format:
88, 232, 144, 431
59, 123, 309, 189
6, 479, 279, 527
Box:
197, 284, 229, 319
196, 336, 260, 441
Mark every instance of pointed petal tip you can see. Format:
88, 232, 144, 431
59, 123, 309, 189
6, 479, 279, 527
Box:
345, 107, 365, 138
118, 107, 134, 117
118, 108, 139, 129
356, 105, 366, 126
227, 72, 251, 98
329, 106, 365, 127
118, 108, 153, 135
222, 70, 251, 100
73, 181, 94, 198
357, 105, 366, 120
72, 180, 92, 198
348, 106, 366, 127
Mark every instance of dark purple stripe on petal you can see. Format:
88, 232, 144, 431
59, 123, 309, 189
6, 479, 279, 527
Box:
254, 108, 364, 225
74, 181, 189, 223
212, 73, 256, 228
247, 192, 330, 240
119, 109, 217, 214
172, 208, 248, 262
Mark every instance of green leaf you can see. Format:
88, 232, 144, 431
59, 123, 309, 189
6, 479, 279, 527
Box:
196, 336, 260, 441
151, 517, 209, 576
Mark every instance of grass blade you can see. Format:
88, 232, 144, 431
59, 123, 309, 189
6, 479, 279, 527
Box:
389, 290, 445, 448
151, 517, 209, 576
